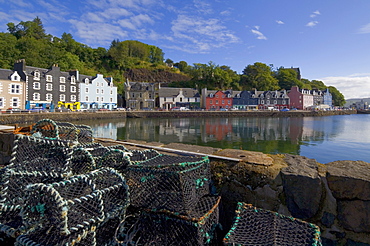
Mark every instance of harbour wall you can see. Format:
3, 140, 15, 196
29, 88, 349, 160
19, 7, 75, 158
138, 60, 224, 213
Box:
0, 109, 357, 125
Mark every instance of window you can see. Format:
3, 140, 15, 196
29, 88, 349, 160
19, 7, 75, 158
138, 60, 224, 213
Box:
71, 86, 76, 92
85, 78, 89, 85
60, 77, 65, 83
0, 97, 3, 108
60, 94, 65, 101
274, 100, 277, 104
210, 100, 213, 104
46, 83, 52, 91
267, 100, 270, 104
71, 95, 76, 102
216, 100, 219, 104
46, 75, 52, 82
101, 97, 104, 102
12, 98, 19, 108
10, 84, 20, 94
33, 93, 40, 100
96, 97, 99, 102
33, 82, 40, 90
71, 76, 76, 84
222, 100, 224, 104
86, 88, 89, 93
60, 85, 66, 92
85, 96, 89, 101
46, 93, 52, 101
101, 89, 104, 94
110, 98, 113, 102
13, 76, 18, 81
282, 100, 286, 104
97, 89, 100, 94
261, 100, 264, 104
180, 98, 182, 102
34, 71, 40, 80
110, 90, 113, 95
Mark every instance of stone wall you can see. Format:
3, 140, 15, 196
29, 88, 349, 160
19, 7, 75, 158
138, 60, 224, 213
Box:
212, 153, 370, 245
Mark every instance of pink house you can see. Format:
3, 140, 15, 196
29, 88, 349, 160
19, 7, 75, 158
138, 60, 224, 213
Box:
288, 86, 313, 110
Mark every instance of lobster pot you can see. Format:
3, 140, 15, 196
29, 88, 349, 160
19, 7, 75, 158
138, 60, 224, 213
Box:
126, 157, 211, 215
31, 119, 78, 142
15, 227, 96, 246
223, 203, 322, 246
128, 149, 161, 163
84, 146, 112, 167
75, 124, 94, 145
82, 168, 130, 221
95, 217, 121, 246
9, 134, 73, 175
0, 169, 64, 238
97, 149, 131, 172
22, 176, 104, 236
122, 196, 221, 246
70, 147, 96, 175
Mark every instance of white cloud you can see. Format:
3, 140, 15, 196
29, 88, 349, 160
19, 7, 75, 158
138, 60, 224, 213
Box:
358, 23, 370, 34
251, 27, 267, 40
310, 10, 321, 18
171, 14, 239, 52
69, 20, 128, 46
320, 74, 370, 99
276, 20, 284, 25
306, 21, 319, 27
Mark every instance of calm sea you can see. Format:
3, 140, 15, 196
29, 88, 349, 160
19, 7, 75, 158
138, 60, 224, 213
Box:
78, 114, 370, 164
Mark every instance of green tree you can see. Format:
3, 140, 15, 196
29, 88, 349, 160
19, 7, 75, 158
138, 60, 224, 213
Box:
275, 67, 303, 90
7, 17, 49, 40
174, 61, 189, 72
241, 62, 279, 90
0, 32, 19, 69
328, 86, 345, 106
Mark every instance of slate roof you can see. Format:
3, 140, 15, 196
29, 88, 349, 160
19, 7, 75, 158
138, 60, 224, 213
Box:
159, 87, 200, 98
0, 68, 13, 80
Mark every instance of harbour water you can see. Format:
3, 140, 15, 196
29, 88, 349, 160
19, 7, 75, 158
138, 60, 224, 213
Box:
78, 114, 370, 164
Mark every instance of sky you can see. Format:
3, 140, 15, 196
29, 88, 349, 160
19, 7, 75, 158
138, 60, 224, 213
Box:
1, 0, 370, 99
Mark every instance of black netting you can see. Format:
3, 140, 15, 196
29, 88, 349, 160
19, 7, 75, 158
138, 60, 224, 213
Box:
31, 119, 78, 142
117, 196, 221, 246
9, 135, 73, 175
128, 149, 160, 163
22, 176, 104, 235
126, 156, 211, 215
223, 202, 322, 246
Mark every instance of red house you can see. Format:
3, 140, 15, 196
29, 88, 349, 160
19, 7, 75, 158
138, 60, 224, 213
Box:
202, 89, 232, 110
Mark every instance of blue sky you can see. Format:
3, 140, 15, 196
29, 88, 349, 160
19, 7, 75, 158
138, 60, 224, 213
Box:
1, 0, 370, 99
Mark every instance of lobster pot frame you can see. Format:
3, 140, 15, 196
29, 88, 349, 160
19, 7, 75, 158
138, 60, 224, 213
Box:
31, 119, 78, 142
126, 158, 211, 215
22, 176, 104, 236
81, 168, 130, 221
128, 149, 161, 163
75, 124, 94, 145
97, 149, 131, 172
70, 147, 96, 175
223, 203, 322, 246
15, 227, 96, 246
9, 134, 73, 175
122, 196, 221, 246
107, 144, 129, 152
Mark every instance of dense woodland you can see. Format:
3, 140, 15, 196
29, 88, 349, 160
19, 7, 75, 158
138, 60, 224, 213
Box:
0, 18, 345, 106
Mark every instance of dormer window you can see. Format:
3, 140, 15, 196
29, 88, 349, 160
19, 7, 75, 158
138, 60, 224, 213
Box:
85, 78, 89, 85
11, 72, 20, 82
71, 76, 76, 84
209, 94, 214, 98
34, 71, 40, 80
46, 75, 52, 82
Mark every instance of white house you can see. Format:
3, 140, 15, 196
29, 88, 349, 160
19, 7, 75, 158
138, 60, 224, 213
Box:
158, 87, 200, 110
79, 74, 117, 110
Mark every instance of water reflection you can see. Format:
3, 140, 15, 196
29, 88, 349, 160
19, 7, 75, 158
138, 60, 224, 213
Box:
77, 116, 339, 155
75, 115, 370, 163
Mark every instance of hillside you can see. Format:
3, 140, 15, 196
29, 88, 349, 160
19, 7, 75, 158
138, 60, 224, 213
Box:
124, 68, 191, 83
